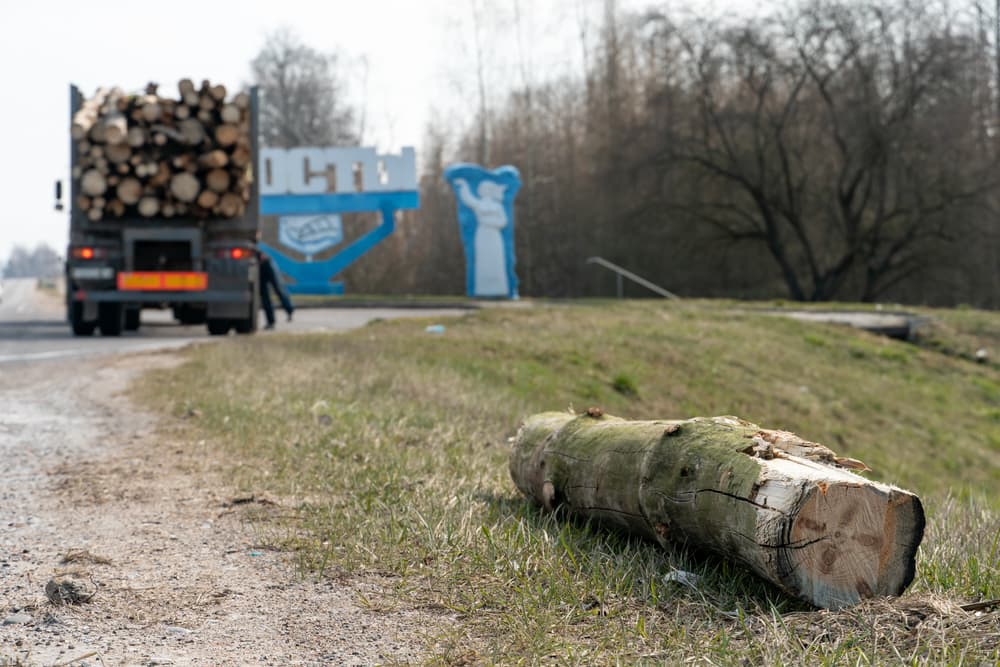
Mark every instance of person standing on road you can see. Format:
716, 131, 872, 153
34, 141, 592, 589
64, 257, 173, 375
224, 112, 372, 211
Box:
257, 249, 294, 329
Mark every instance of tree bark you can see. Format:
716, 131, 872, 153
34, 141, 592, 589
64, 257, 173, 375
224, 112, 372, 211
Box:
509, 411, 925, 610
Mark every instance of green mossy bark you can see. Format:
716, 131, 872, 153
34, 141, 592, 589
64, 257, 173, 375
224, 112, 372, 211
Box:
511, 412, 764, 551
510, 411, 924, 609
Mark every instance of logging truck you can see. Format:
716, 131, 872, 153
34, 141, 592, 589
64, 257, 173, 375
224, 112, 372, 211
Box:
61, 81, 260, 337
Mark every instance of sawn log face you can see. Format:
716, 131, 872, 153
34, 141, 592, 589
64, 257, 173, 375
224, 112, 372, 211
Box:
509, 411, 925, 609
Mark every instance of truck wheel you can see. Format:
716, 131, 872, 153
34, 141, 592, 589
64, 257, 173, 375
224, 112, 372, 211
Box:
70, 302, 97, 336
207, 319, 231, 336
98, 303, 124, 337
233, 303, 258, 335
124, 308, 141, 331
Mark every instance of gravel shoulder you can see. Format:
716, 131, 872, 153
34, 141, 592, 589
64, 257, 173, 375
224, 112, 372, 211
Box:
1, 351, 439, 666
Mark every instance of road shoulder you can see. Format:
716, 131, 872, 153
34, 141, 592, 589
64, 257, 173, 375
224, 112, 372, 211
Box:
1, 351, 438, 666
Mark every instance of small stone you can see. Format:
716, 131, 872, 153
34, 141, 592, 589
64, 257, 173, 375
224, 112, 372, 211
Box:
3, 612, 32, 625
45, 574, 97, 605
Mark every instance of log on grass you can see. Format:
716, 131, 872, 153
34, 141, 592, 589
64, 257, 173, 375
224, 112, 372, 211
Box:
509, 411, 925, 610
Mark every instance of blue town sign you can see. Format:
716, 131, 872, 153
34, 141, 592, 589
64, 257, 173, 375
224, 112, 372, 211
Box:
258, 146, 419, 294
444, 163, 521, 299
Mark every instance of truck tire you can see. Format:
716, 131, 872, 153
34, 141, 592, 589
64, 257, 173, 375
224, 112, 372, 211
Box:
70, 301, 97, 336
98, 302, 124, 336
124, 308, 141, 331
233, 292, 259, 335
207, 318, 231, 336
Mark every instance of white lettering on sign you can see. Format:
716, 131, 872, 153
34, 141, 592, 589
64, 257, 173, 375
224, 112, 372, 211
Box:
260, 146, 417, 196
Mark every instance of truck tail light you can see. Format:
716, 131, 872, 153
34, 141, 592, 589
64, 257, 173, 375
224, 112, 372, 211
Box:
217, 247, 253, 260
71, 246, 106, 260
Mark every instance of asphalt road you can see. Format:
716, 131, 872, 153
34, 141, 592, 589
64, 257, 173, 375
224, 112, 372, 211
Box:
0, 277, 468, 366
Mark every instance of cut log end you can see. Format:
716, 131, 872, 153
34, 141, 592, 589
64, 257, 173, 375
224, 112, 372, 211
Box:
786, 483, 924, 609
73, 80, 256, 223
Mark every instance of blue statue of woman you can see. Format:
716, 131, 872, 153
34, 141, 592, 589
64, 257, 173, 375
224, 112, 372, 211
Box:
444, 164, 521, 299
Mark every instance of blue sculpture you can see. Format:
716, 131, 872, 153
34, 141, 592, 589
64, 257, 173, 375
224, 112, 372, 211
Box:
444, 164, 521, 299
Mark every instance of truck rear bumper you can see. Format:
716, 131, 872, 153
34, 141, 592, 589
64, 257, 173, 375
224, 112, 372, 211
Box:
71, 289, 251, 304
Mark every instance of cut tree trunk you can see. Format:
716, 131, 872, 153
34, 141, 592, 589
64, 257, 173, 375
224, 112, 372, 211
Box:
100, 112, 128, 145
178, 119, 205, 145
217, 192, 243, 217
170, 172, 200, 203
80, 169, 107, 197
199, 149, 228, 168
196, 190, 219, 209
213, 124, 239, 146
137, 196, 160, 217
220, 104, 241, 124
230, 144, 251, 168
116, 177, 142, 205
71, 87, 109, 140
73, 79, 253, 221
104, 143, 131, 164
509, 411, 925, 610
205, 168, 230, 193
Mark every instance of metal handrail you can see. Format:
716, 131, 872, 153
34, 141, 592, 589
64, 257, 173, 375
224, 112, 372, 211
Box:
586, 256, 679, 300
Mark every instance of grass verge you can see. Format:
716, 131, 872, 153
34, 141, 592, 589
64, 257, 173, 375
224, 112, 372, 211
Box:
138, 300, 999, 665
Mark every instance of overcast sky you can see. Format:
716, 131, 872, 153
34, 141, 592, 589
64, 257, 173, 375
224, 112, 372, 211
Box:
0, 0, 762, 266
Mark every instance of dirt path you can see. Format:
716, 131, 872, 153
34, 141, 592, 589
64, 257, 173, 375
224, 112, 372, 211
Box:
1, 352, 438, 666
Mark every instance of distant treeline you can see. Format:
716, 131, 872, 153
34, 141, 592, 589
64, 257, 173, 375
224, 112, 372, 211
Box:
2, 244, 62, 279
344, 0, 999, 307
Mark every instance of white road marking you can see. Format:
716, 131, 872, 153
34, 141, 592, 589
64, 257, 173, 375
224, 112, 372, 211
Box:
0, 349, 80, 364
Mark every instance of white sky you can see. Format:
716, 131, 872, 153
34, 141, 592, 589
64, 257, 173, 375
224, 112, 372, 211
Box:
0, 0, 763, 265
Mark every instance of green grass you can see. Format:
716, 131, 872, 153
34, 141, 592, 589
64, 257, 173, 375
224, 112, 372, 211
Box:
138, 300, 1000, 665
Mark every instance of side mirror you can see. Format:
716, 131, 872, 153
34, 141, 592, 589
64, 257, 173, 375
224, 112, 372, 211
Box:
55, 180, 64, 211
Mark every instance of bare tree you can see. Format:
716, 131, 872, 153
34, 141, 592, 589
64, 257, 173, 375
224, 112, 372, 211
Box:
251, 28, 358, 148
409, 0, 997, 304
648, 1, 997, 301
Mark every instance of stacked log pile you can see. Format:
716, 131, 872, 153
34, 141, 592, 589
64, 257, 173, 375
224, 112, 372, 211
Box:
71, 80, 252, 222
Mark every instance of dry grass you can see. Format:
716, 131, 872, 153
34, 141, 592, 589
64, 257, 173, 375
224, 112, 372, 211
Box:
59, 549, 112, 566
137, 300, 1000, 665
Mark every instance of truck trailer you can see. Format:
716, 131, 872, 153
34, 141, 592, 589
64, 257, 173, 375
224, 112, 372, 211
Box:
62, 82, 260, 336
